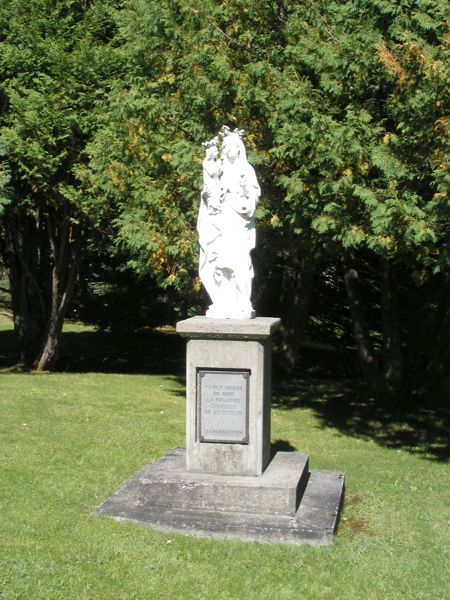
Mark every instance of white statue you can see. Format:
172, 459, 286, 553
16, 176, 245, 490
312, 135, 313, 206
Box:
197, 126, 261, 319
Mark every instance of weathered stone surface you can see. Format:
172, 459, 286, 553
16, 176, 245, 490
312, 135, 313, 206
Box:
293, 471, 345, 537
98, 448, 309, 517
95, 448, 345, 546
176, 316, 281, 340
179, 317, 280, 476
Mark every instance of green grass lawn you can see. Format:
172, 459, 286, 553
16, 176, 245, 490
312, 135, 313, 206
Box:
0, 318, 449, 599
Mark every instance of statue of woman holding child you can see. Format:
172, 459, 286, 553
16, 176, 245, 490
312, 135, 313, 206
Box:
197, 127, 261, 319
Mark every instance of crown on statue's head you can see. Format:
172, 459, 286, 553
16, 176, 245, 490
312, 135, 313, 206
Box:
219, 125, 245, 140
202, 136, 219, 149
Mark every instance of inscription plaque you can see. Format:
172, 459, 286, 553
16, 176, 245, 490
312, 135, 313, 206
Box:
197, 369, 249, 444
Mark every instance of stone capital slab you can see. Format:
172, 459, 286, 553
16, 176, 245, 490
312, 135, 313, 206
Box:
176, 316, 281, 340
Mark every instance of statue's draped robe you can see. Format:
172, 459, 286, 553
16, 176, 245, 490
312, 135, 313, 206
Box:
198, 134, 260, 318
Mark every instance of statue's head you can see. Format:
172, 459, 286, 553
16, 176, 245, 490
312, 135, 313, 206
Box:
202, 137, 219, 159
220, 126, 246, 164
223, 138, 240, 161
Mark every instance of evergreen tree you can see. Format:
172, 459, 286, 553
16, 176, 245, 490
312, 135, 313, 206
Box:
88, 0, 449, 393
270, 0, 449, 391
0, 0, 123, 369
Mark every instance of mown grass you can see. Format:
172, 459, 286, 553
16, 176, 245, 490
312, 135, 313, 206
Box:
0, 317, 449, 599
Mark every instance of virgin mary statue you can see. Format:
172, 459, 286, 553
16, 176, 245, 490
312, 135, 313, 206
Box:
197, 127, 261, 319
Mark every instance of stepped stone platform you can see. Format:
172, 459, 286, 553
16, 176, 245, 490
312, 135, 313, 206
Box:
96, 447, 345, 546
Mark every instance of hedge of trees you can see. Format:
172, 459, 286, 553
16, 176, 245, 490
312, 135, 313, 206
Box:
1, 1, 449, 397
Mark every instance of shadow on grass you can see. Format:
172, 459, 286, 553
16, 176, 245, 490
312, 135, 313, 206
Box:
1, 323, 448, 462
272, 373, 450, 463
59, 328, 187, 376
271, 439, 298, 457
0, 325, 186, 377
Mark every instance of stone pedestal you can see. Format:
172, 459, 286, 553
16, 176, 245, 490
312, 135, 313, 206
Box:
96, 448, 345, 546
176, 316, 280, 476
96, 315, 345, 546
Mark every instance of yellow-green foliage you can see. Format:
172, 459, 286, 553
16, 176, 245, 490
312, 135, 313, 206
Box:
86, 0, 449, 288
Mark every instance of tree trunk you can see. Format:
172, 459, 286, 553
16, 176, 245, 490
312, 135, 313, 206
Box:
34, 254, 79, 371
279, 254, 315, 372
1, 211, 46, 365
1, 201, 81, 371
35, 313, 65, 372
342, 252, 383, 393
425, 280, 450, 386
34, 213, 80, 371
380, 259, 403, 396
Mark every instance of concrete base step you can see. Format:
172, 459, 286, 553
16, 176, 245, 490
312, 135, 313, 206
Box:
95, 447, 345, 546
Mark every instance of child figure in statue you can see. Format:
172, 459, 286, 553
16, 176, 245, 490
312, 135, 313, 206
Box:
197, 137, 222, 305
197, 127, 261, 319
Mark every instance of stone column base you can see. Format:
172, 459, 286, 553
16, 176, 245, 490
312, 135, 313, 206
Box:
176, 316, 280, 476
96, 448, 345, 546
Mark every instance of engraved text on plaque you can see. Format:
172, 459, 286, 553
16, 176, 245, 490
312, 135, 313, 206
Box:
197, 369, 249, 444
